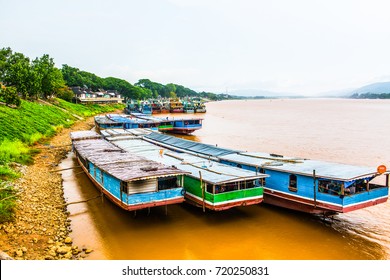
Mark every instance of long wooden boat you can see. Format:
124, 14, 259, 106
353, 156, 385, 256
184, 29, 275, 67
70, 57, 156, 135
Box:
139, 101, 152, 115
124, 99, 139, 114
192, 97, 206, 113
129, 113, 203, 134
103, 129, 268, 211
142, 132, 390, 215
150, 99, 162, 114
183, 100, 195, 113
169, 98, 184, 113
70, 131, 189, 211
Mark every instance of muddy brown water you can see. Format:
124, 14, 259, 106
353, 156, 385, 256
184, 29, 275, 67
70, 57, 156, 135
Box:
60, 98, 390, 260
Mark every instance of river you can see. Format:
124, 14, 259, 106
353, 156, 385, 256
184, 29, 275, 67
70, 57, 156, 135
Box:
60, 98, 390, 260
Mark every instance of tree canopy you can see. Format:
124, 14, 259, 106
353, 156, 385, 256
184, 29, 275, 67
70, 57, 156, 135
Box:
1, 46, 233, 104
0, 47, 66, 104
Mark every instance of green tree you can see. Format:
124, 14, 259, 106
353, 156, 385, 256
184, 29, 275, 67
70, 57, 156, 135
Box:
32, 55, 66, 99
0, 47, 12, 82
0, 86, 21, 107
3, 52, 33, 99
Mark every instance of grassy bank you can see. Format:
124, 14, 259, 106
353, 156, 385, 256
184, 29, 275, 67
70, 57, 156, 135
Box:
0, 98, 125, 222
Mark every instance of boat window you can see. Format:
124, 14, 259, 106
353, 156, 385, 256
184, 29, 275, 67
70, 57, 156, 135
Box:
215, 182, 239, 193
242, 180, 255, 189
158, 177, 178, 190
288, 174, 298, 192
120, 181, 128, 193
206, 183, 213, 193
318, 180, 343, 195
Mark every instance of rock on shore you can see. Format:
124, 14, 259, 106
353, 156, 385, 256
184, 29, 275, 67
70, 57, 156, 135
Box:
0, 117, 95, 260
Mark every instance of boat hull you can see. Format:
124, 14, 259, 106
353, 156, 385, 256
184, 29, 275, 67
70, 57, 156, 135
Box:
185, 192, 263, 211
170, 108, 184, 113
263, 188, 388, 215
76, 157, 185, 211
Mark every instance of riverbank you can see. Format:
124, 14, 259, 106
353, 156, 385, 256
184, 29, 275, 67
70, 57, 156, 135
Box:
0, 116, 95, 260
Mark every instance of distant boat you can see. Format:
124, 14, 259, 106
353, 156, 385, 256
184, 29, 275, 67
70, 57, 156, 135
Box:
124, 99, 139, 114
70, 131, 189, 211
161, 100, 170, 113
130, 113, 203, 134
95, 114, 203, 135
169, 98, 184, 113
192, 97, 206, 113
139, 101, 152, 115
150, 99, 162, 114
183, 100, 195, 113
142, 132, 390, 215
102, 129, 267, 211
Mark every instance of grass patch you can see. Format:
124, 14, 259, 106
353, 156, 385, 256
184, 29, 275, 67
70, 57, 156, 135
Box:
0, 139, 33, 165
0, 165, 20, 180
0, 184, 18, 223
0, 98, 124, 223
54, 98, 125, 117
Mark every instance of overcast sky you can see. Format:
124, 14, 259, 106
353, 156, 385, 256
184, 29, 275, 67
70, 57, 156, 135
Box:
2, 0, 390, 95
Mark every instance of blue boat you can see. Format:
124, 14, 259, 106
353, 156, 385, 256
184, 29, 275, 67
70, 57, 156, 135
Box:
142, 132, 390, 215
95, 115, 159, 131
101, 129, 268, 211
130, 113, 203, 134
124, 99, 139, 114
139, 101, 152, 115
70, 131, 189, 211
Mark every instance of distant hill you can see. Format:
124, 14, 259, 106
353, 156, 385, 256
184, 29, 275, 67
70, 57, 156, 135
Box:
228, 89, 296, 98
351, 82, 390, 94
350, 81, 390, 99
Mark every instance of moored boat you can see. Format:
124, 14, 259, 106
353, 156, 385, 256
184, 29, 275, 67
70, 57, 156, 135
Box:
150, 99, 162, 114
183, 100, 195, 113
124, 99, 139, 114
103, 129, 267, 211
139, 101, 152, 115
142, 132, 390, 215
169, 98, 184, 113
192, 97, 206, 113
128, 113, 203, 134
70, 131, 189, 211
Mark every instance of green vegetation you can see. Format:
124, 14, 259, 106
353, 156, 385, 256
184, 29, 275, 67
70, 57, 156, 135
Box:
0, 47, 66, 106
350, 93, 390, 99
0, 184, 18, 223
61, 65, 226, 101
0, 97, 125, 222
54, 98, 125, 117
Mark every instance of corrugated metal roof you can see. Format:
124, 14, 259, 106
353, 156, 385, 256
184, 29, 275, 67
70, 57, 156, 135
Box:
220, 152, 383, 181
73, 139, 188, 182
112, 139, 267, 184
94, 115, 120, 125
144, 132, 240, 157
100, 128, 388, 181
70, 131, 101, 141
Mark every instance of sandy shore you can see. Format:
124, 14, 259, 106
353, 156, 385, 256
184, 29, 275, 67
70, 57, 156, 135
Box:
0, 117, 95, 260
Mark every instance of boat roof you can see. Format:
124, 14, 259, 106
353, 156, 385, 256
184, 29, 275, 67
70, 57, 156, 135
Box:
101, 128, 152, 139
130, 113, 203, 122
110, 138, 267, 185
140, 132, 389, 181
94, 115, 120, 125
144, 132, 238, 157
70, 130, 102, 141
73, 138, 188, 182
220, 152, 386, 181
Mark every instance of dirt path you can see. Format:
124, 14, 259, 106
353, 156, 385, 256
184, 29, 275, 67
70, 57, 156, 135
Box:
0, 117, 96, 260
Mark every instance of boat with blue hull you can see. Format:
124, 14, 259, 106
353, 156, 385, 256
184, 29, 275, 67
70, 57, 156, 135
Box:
101, 129, 268, 211
139, 101, 152, 115
95, 114, 203, 135
142, 132, 390, 215
70, 131, 189, 211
